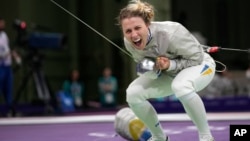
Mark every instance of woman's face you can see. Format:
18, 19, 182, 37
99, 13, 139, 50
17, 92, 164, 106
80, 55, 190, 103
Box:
121, 17, 149, 50
0, 19, 5, 31
71, 70, 79, 81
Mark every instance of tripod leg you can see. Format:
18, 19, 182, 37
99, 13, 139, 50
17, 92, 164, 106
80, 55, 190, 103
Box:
12, 69, 33, 115
13, 71, 32, 104
33, 69, 50, 100
33, 68, 54, 114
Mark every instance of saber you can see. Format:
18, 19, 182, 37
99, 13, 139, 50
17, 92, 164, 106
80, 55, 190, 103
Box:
50, 0, 133, 58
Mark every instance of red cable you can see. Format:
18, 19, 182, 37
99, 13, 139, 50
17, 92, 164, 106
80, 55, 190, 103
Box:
207, 46, 220, 53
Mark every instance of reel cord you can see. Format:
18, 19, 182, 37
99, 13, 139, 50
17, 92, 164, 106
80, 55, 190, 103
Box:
214, 60, 227, 73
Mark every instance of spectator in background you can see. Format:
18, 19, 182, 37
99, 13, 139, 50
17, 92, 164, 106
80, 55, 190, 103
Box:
245, 65, 250, 96
217, 70, 236, 97
98, 67, 118, 108
0, 17, 21, 116
62, 69, 84, 109
246, 65, 250, 79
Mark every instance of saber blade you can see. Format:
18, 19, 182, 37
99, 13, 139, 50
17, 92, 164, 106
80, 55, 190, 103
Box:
50, 0, 133, 58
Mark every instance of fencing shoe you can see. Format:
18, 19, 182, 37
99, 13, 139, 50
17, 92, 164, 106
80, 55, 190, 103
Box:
200, 135, 214, 141
147, 136, 170, 141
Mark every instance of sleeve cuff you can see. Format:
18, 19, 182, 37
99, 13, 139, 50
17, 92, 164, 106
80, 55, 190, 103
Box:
167, 60, 176, 71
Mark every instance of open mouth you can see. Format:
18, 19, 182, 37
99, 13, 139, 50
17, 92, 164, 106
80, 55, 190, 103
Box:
133, 38, 142, 47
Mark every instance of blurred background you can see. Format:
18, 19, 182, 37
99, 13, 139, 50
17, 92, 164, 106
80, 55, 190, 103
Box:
0, 0, 249, 116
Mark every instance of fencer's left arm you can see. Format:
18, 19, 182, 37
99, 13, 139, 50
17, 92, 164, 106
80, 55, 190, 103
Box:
165, 24, 204, 74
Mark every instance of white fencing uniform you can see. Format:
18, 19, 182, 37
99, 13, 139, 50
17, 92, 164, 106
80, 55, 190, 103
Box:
123, 21, 215, 141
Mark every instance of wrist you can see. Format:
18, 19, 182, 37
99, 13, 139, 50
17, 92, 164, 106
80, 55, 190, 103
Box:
166, 60, 176, 71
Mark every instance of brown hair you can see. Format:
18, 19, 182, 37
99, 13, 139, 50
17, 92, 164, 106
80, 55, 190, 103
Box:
117, 0, 154, 26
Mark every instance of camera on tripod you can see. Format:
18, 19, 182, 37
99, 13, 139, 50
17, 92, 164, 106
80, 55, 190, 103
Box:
13, 19, 67, 68
12, 19, 65, 115
13, 19, 67, 49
